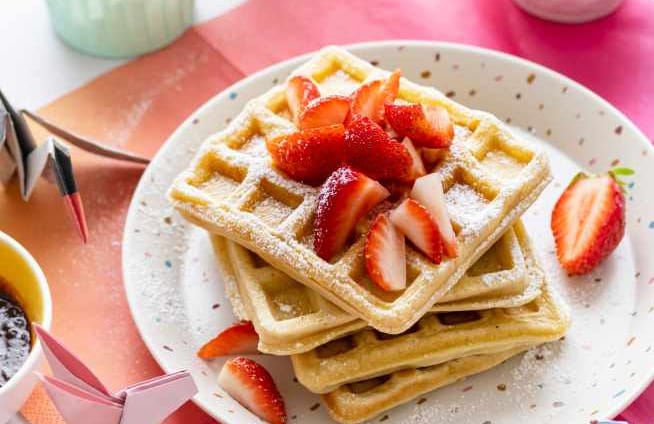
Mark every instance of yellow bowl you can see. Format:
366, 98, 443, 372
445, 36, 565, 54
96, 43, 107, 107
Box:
0, 231, 52, 423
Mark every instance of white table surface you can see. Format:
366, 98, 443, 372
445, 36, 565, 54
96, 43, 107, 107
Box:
0, 0, 246, 110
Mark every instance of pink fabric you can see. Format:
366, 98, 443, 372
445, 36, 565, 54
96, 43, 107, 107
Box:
197, 0, 654, 142
199, 0, 654, 421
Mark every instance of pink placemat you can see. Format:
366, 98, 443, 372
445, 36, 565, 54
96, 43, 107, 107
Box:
14, 0, 653, 422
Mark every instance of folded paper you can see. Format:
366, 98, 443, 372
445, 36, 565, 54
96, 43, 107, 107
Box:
34, 325, 197, 424
0, 90, 150, 243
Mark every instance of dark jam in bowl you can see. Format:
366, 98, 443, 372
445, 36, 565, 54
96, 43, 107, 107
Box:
0, 293, 30, 387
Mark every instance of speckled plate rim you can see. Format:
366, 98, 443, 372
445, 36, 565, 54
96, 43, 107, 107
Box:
123, 40, 654, 423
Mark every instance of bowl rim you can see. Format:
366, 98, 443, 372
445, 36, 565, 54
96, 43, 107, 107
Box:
0, 231, 53, 396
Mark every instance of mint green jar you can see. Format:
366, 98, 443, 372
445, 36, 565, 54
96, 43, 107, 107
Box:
46, 0, 195, 58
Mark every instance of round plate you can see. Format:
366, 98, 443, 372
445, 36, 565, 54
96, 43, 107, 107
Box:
123, 41, 654, 424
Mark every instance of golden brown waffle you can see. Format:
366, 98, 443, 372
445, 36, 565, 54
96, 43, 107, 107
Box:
210, 221, 542, 355
169, 45, 551, 334
322, 347, 528, 424
291, 272, 569, 394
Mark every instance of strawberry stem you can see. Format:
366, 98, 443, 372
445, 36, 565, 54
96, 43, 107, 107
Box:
609, 167, 635, 193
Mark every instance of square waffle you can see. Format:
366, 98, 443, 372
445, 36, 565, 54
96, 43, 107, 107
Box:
169, 46, 551, 334
211, 221, 543, 355
291, 278, 569, 394
322, 347, 528, 424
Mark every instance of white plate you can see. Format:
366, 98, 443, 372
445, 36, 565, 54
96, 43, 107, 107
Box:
123, 41, 654, 424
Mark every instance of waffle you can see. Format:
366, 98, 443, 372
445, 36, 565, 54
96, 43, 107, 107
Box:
322, 347, 528, 424
211, 221, 543, 355
169, 45, 552, 334
291, 274, 569, 394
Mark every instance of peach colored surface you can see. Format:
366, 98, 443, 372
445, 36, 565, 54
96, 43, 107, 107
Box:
1, 0, 651, 422
7, 30, 240, 424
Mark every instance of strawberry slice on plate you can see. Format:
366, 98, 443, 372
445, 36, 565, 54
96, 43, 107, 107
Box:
365, 214, 406, 291
344, 116, 412, 181
298, 95, 350, 129
410, 173, 457, 257
218, 356, 287, 424
266, 124, 345, 185
551, 171, 626, 275
197, 321, 259, 359
286, 75, 320, 125
349, 69, 401, 124
385, 103, 454, 148
390, 198, 443, 263
314, 166, 390, 260
401, 137, 426, 181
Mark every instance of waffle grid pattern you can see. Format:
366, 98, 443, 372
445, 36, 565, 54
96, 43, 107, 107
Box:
212, 222, 543, 355
291, 279, 568, 394
169, 46, 551, 333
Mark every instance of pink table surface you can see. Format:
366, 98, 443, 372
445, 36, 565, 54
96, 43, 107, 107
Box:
15, 0, 654, 422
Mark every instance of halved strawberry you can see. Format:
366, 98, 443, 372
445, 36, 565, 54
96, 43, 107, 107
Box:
421, 147, 449, 168
298, 95, 350, 129
390, 198, 443, 263
344, 116, 412, 181
401, 137, 426, 181
349, 69, 401, 124
384, 103, 454, 148
365, 214, 406, 291
551, 172, 626, 275
314, 166, 390, 260
410, 173, 457, 257
218, 356, 287, 424
266, 124, 345, 185
286, 75, 320, 125
197, 321, 259, 359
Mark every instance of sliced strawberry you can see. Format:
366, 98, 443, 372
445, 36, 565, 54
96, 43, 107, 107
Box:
384, 103, 454, 148
314, 166, 390, 260
365, 214, 406, 291
551, 172, 626, 275
298, 95, 350, 129
218, 356, 287, 424
421, 147, 449, 168
410, 173, 457, 257
266, 124, 345, 185
286, 75, 320, 125
349, 69, 401, 124
401, 137, 426, 181
390, 198, 443, 263
344, 116, 412, 181
197, 321, 259, 359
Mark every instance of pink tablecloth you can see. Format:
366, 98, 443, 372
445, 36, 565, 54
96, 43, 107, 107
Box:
17, 0, 653, 423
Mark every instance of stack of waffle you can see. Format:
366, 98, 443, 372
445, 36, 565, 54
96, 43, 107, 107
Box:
169, 46, 570, 424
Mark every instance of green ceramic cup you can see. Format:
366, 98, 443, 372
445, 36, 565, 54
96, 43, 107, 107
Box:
46, 0, 195, 58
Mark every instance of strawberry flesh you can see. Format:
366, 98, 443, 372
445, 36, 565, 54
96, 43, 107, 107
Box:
410, 173, 457, 257
344, 116, 412, 181
298, 95, 350, 129
197, 321, 259, 359
314, 166, 390, 260
349, 69, 401, 124
551, 173, 625, 275
266, 124, 345, 185
390, 198, 443, 263
286, 75, 320, 125
385, 103, 454, 148
365, 214, 406, 291
401, 137, 426, 182
218, 356, 287, 424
